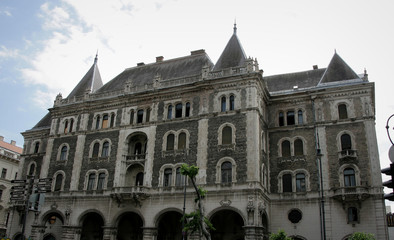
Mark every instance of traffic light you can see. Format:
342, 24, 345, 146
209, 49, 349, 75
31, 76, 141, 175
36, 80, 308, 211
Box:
382, 163, 394, 201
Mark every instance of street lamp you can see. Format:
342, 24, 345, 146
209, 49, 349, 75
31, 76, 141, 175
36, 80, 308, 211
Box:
381, 114, 394, 201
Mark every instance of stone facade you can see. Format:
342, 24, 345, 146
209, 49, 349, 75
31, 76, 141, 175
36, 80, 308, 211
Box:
8, 27, 387, 240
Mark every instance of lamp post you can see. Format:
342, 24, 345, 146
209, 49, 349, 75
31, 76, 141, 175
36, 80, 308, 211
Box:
382, 114, 394, 200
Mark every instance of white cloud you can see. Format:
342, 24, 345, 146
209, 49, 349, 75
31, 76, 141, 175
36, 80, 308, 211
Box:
0, 45, 19, 58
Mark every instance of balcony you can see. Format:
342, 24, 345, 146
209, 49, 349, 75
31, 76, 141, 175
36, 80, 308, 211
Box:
124, 154, 146, 165
332, 186, 370, 203
110, 186, 150, 207
338, 149, 357, 160
277, 155, 306, 164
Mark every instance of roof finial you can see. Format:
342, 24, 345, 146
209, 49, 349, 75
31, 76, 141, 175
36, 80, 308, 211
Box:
233, 19, 237, 35
94, 50, 98, 64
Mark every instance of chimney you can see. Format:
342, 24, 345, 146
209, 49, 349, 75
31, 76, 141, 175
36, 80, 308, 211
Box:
156, 56, 164, 63
11, 140, 16, 146
313, 65, 318, 70
0, 136, 3, 141
137, 62, 145, 67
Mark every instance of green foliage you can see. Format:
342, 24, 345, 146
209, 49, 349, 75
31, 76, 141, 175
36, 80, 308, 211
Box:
269, 230, 292, 240
348, 232, 375, 240
181, 210, 216, 234
180, 164, 199, 178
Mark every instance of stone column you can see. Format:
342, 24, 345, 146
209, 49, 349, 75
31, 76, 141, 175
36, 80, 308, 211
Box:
103, 226, 117, 240
243, 226, 264, 240
62, 225, 81, 240
142, 227, 157, 240
30, 225, 46, 240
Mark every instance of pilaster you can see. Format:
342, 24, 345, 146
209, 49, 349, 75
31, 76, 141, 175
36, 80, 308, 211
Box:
62, 225, 81, 240
30, 225, 46, 240
103, 226, 117, 240
142, 227, 157, 240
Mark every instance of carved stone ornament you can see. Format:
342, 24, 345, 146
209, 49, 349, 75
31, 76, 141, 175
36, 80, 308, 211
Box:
219, 199, 232, 206
247, 196, 254, 213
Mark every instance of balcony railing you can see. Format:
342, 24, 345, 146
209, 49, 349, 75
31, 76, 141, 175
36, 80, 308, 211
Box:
332, 186, 370, 202
277, 155, 306, 164
126, 154, 146, 161
111, 186, 150, 207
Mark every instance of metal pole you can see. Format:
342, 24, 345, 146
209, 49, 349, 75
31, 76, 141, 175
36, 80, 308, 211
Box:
182, 175, 186, 240
21, 176, 33, 240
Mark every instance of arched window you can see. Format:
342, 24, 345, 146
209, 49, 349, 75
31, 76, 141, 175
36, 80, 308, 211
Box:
221, 161, 232, 183
102, 141, 109, 157
175, 167, 185, 187
296, 173, 306, 192
294, 139, 304, 156
287, 111, 295, 125
64, 120, 69, 133
130, 110, 134, 124
178, 132, 186, 150
164, 168, 172, 187
28, 164, 35, 176
134, 142, 142, 155
298, 110, 303, 124
341, 134, 352, 150
221, 96, 226, 112
54, 174, 63, 191
281, 140, 291, 157
167, 105, 173, 119
338, 104, 348, 119
137, 110, 144, 123
70, 118, 74, 132
87, 173, 96, 190
97, 173, 106, 190
102, 114, 109, 128
136, 172, 144, 186
96, 116, 100, 129
146, 108, 151, 122
222, 126, 232, 145
175, 103, 183, 118
282, 173, 292, 192
34, 142, 40, 154
279, 112, 284, 126
110, 114, 115, 128
166, 134, 175, 151
60, 146, 68, 161
344, 168, 356, 187
229, 95, 235, 111
185, 102, 191, 117
92, 142, 100, 157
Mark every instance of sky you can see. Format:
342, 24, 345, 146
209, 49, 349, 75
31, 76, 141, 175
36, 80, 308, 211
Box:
1, 0, 394, 200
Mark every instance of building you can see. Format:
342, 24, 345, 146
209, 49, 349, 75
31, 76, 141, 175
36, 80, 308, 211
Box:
0, 136, 22, 237
8, 25, 387, 240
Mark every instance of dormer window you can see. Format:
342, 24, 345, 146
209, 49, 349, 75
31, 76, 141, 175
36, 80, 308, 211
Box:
167, 105, 173, 119
175, 103, 182, 118
229, 95, 235, 111
34, 142, 40, 154
185, 102, 191, 117
102, 114, 109, 128
338, 104, 348, 119
137, 110, 144, 123
221, 97, 226, 112
286, 111, 295, 125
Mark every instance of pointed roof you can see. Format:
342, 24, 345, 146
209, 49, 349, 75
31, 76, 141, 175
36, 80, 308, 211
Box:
213, 24, 247, 71
319, 52, 361, 84
67, 54, 103, 99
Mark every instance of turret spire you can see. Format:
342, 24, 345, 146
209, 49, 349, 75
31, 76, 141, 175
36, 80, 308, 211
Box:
233, 19, 237, 35
94, 50, 98, 64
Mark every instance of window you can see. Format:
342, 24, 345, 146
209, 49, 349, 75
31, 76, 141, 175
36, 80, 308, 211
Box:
287, 111, 295, 125
222, 126, 232, 145
178, 132, 186, 150
34, 142, 40, 154
166, 134, 175, 151
348, 207, 358, 223
344, 168, 356, 187
64, 120, 69, 133
87, 173, 96, 190
175, 167, 185, 187
54, 174, 63, 191
97, 173, 106, 190
341, 134, 352, 151
338, 104, 348, 119
164, 168, 172, 187
282, 174, 292, 192
294, 139, 304, 156
281, 140, 291, 157
28, 164, 35, 176
185, 102, 190, 117
146, 108, 151, 122
102, 114, 109, 128
296, 173, 306, 192
70, 119, 74, 132
167, 105, 173, 119
1, 169, 7, 179
279, 112, 284, 126
110, 114, 115, 128
96, 116, 100, 129
0, 189, 2, 200
288, 209, 302, 223
130, 110, 134, 124
92, 143, 100, 157
137, 110, 144, 123
298, 110, 303, 124
221, 96, 226, 112
221, 161, 232, 183
136, 172, 143, 186
102, 141, 109, 157
229, 95, 235, 111
175, 103, 182, 118
60, 146, 68, 161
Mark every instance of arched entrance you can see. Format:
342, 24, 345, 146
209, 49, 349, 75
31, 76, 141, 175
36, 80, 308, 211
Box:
117, 212, 143, 240
157, 211, 183, 240
42, 212, 64, 240
43, 234, 56, 240
80, 212, 104, 240
210, 209, 245, 240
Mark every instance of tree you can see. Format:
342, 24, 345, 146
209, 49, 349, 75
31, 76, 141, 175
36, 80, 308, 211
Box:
348, 232, 375, 240
180, 164, 214, 240
269, 230, 292, 240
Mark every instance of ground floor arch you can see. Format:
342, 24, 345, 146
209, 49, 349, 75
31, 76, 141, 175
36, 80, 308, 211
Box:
117, 212, 144, 240
156, 211, 184, 240
80, 212, 104, 240
210, 209, 245, 240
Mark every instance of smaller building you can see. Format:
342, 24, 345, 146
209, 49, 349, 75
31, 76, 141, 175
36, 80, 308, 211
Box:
0, 136, 22, 237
